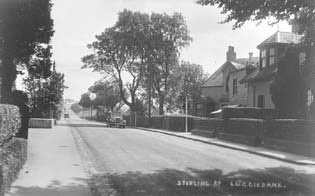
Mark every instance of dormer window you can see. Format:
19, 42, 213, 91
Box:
260, 47, 275, 69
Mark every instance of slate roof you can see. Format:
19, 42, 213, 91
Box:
257, 31, 302, 49
202, 57, 259, 87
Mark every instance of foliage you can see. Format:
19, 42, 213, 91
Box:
70, 102, 83, 114
79, 93, 92, 108
24, 68, 66, 119
176, 61, 209, 109
0, 104, 21, 144
88, 79, 121, 112
146, 13, 192, 115
82, 10, 192, 114
270, 49, 305, 118
82, 10, 149, 112
0, 0, 54, 102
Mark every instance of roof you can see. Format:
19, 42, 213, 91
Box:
202, 57, 259, 87
240, 64, 277, 83
257, 31, 302, 49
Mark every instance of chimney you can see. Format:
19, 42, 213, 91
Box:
226, 46, 236, 62
248, 52, 253, 62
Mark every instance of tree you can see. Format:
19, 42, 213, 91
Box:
24, 64, 66, 119
79, 93, 92, 108
270, 49, 305, 118
197, 0, 315, 116
0, 0, 54, 103
82, 10, 150, 112
176, 61, 209, 109
147, 13, 192, 115
88, 79, 121, 112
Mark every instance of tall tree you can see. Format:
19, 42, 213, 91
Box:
0, 0, 54, 103
197, 0, 315, 116
82, 10, 150, 112
147, 13, 192, 115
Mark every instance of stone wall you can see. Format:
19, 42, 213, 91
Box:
191, 116, 315, 157
218, 118, 264, 146
191, 118, 223, 138
264, 119, 315, 157
222, 107, 278, 120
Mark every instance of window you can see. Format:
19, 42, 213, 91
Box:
307, 89, 313, 107
261, 49, 267, 68
225, 75, 230, 92
196, 104, 202, 109
269, 48, 275, 66
257, 95, 265, 108
233, 79, 238, 95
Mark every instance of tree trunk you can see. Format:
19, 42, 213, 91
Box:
0, 53, 16, 103
158, 94, 165, 115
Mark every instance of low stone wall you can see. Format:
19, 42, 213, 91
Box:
164, 116, 193, 132
191, 118, 223, 138
222, 107, 278, 120
28, 118, 54, 128
264, 119, 315, 157
218, 118, 264, 146
0, 138, 27, 196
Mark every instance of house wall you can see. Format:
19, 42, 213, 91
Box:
200, 86, 223, 103
248, 80, 274, 109
229, 70, 248, 106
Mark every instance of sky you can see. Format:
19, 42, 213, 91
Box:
49, 0, 291, 101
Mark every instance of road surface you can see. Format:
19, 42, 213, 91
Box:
60, 111, 315, 196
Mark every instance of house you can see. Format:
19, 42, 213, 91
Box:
240, 28, 305, 109
198, 46, 259, 115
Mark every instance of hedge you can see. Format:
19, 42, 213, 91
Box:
0, 104, 21, 145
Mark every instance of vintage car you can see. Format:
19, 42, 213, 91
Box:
107, 117, 126, 128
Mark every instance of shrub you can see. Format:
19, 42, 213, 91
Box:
0, 104, 21, 145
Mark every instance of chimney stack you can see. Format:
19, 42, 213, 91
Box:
226, 46, 236, 62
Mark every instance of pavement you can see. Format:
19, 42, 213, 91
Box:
138, 127, 315, 166
5, 120, 93, 196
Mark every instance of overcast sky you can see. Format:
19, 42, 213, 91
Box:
50, 0, 291, 101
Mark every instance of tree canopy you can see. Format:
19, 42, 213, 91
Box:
82, 10, 192, 114
0, 0, 54, 102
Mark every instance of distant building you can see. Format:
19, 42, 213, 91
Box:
198, 46, 259, 116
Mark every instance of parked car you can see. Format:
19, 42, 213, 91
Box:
107, 117, 126, 128
64, 113, 70, 118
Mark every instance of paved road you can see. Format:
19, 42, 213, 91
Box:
62, 115, 315, 196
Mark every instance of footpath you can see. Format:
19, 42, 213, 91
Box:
5, 120, 93, 196
138, 127, 315, 166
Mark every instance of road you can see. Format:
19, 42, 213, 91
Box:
61, 112, 315, 195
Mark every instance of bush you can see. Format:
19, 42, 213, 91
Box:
0, 104, 21, 145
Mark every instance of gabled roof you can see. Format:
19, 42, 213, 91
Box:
202, 57, 258, 87
257, 31, 302, 49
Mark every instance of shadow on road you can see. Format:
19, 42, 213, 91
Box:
98, 167, 315, 196
7, 178, 92, 196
